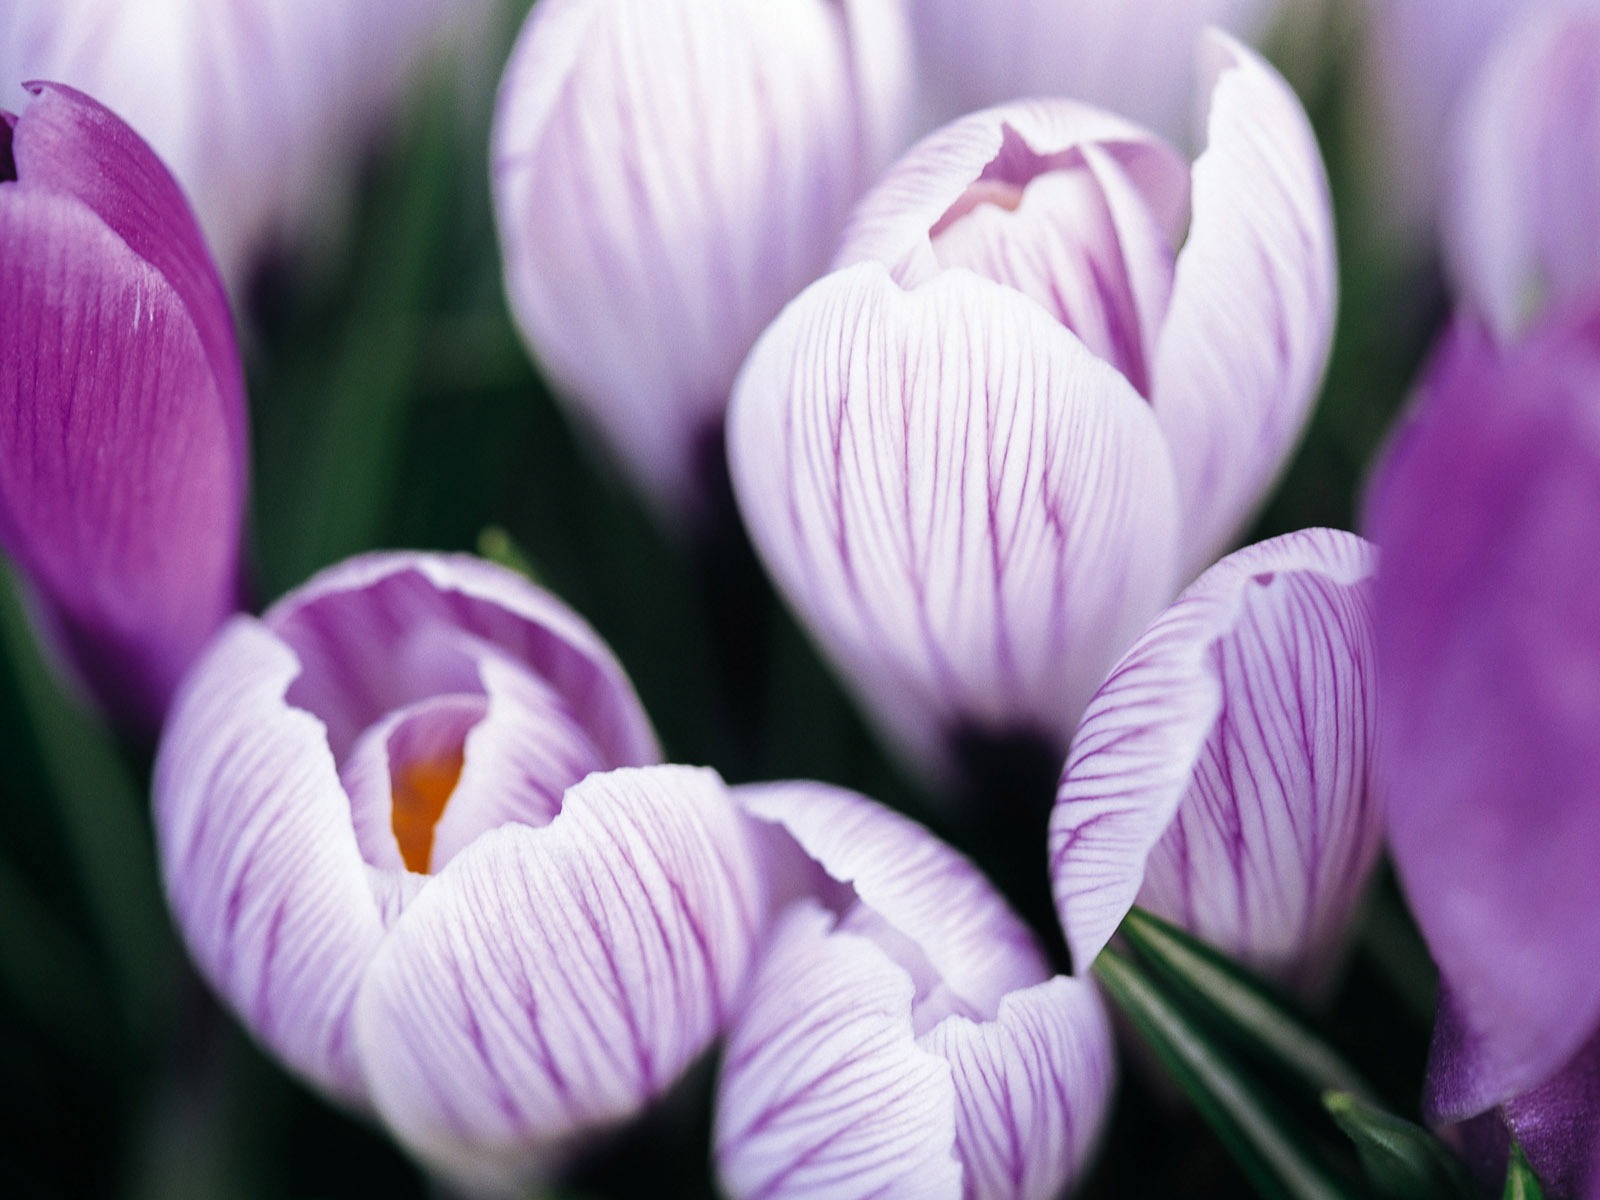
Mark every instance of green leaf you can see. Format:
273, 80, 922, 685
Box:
477, 526, 544, 585
1094, 947, 1359, 1200
1119, 907, 1376, 1101
1323, 1090, 1476, 1199
1502, 1142, 1547, 1200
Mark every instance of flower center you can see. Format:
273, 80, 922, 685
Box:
390, 749, 466, 874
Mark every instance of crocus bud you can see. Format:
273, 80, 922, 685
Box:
1050, 529, 1381, 998
716, 781, 1114, 1200
0, 83, 246, 733
0, 0, 485, 287
908, 0, 1286, 139
491, 0, 915, 521
730, 35, 1334, 774
1445, 7, 1600, 339
155, 552, 765, 1194
1367, 309, 1600, 1197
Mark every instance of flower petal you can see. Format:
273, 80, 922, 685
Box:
267, 551, 658, 769
354, 765, 764, 1194
0, 178, 242, 728
153, 617, 384, 1105
1151, 34, 1336, 577
1369, 313, 1600, 1118
714, 901, 963, 1200
1445, 8, 1600, 338
491, 0, 913, 515
739, 781, 1046, 1020
920, 976, 1115, 1200
1051, 529, 1379, 993
729, 262, 1181, 774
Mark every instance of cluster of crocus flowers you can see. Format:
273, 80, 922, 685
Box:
730, 34, 1335, 775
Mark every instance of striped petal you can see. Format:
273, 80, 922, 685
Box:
0, 84, 245, 730
1369, 313, 1600, 1120
1150, 35, 1336, 578
354, 765, 765, 1195
729, 262, 1181, 775
1051, 529, 1380, 995
153, 617, 384, 1105
1445, 8, 1600, 338
492, 0, 914, 517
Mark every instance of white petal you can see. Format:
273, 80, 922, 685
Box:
1151, 34, 1337, 577
354, 765, 764, 1194
729, 263, 1181, 775
1051, 529, 1379, 993
153, 617, 385, 1105
714, 902, 963, 1200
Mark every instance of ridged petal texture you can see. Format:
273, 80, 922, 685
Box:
717, 782, 1114, 1199
1148, 35, 1336, 577
154, 554, 771, 1195
729, 262, 1181, 775
0, 0, 487, 285
0, 83, 244, 730
1368, 313, 1600, 1126
1446, 7, 1600, 338
357, 765, 765, 1194
907, 0, 1280, 143
1050, 529, 1380, 997
492, 0, 914, 518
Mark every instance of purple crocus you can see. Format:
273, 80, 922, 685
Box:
1443, 6, 1600, 340
0, 0, 491, 286
729, 35, 1334, 775
1367, 309, 1600, 1198
1050, 529, 1381, 997
0, 82, 246, 734
716, 781, 1114, 1199
908, 0, 1288, 139
155, 552, 765, 1194
491, 0, 916, 522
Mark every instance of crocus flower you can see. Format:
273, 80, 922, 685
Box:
491, 0, 916, 522
908, 0, 1288, 140
0, 83, 246, 733
1444, 6, 1600, 340
729, 35, 1334, 774
1367, 309, 1600, 1197
0, 0, 488, 287
1049, 529, 1380, 996
155, 552, 765, 1194
716, 781, 1114, 1199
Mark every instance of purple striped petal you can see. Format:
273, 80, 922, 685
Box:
266, 551, 658, 770
1445, 8, 1600, 338
0, 84, 245, 731
491, 0, 914, 518
354, 765, 765, 1194
1051, 529, 1380, 994
719, 781, 1115, 1198
1150, 35, 1336, 577
154, 617, 385, 1104
728, 262, 1181, 775
1368, 312, 1600, 1120
907, 0, 1282, 142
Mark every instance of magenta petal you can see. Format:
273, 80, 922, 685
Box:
354, 766, 765, 1194
154, 618, 385, 1104
1051, 529, 1379, 993
1370, 312, 1600, 1117
729, 263, 1181, 774
0, 154, 243, 728
714, 902, 964, 1200
1151, 35, 1336, 577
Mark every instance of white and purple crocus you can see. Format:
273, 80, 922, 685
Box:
155, 553, 767, 1195
730, 33, 1336, 777
1369, 311, 1600, 1199
0, 83, 246, 733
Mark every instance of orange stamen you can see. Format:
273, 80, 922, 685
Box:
390, 751, 465, 874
